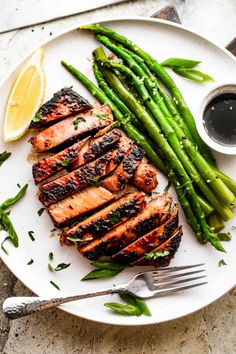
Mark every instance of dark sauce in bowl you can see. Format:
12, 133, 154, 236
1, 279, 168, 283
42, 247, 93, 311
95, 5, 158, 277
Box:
203, 93, 236, 146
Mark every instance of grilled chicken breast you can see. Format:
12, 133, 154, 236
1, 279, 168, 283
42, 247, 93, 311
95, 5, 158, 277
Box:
48, 186, 115, 227
134, 226, 182, 266
70, 129, 122, 170
32, 138, 88, 184
30, 106, 112, 152
79, 193, 172, 260
112, 204, 179, 264
60, 192, 146, 245
100, 144, 144, 193
30, 88, 92, 128
39, 146, 128, 206
132, 162, 158, 193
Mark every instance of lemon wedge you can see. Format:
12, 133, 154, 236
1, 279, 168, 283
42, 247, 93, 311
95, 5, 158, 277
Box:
3, 48, 46, 142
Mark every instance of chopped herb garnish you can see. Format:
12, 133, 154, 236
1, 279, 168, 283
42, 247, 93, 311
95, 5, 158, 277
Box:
89, 177, 100, 187
37, 207, 45, 216
49, 252, 53, 260
104, 293, 151, 317
27, 259, 34, 265
104, 302, 141, 316
1, 236, 11, 255
0, 209, 18, 247
218, 259, 227, 267
109, 210, 121, 224
0, 151, 11, 167
81, 268, 123, 281
48, 262, 71, 272
17, 183, 21, 188
164, 179, 171, 192
67, 236, 93, 243
81, 261, 125, 281
145, 249, 170, 260
93, 112, 109, 119
161, 58, 201, 68
73, 117, 86, 130
50, 280, 60, 290
232, 225, 236, 231
28, 231, 35, 241
59, 159, 72, 167
173, 67, 213, 83
32, 113, 42, 123
0, 184, 28, 211
95, 225, 101, 232
218, 232, 232, 241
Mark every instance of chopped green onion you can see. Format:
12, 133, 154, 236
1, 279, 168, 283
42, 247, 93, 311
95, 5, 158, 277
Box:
218, 259, 227, 267
145, 249, 170, 260
0, 151, 11, 167
173, 68, 213, 83
48, 262, 71, 272
37, 207, 45, 216
28, 231, 35, 241
0, 184, 28, 211
73, 117, 86, 130
161, 58, 201, 68
50, 280, 60, 290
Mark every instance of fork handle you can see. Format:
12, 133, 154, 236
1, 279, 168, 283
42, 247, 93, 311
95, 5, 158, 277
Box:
3, 285, 123, 320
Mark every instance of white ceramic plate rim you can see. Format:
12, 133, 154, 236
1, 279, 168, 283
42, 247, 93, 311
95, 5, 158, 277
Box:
1, 16, 236, 326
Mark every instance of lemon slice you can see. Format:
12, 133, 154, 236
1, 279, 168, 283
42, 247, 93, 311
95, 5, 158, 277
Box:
3, 48, 46, 142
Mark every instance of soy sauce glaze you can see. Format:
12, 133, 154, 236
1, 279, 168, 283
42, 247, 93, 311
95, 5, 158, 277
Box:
203, 93, 236, 146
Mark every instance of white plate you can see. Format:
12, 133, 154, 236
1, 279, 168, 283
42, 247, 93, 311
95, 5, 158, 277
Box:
1, 17, 236, 326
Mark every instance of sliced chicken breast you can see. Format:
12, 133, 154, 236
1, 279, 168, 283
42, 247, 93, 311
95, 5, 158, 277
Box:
60, 192, 146, 245
48, 186, 115, 227
30, 87, 92, 128
39, 145, 128, 206
112, 204, 179, 264
79, 193, 172, 260
133, 226, 182, 266
30, 105, 112, 152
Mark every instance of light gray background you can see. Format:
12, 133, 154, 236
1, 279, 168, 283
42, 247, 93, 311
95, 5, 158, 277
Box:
0, 1, 236, 353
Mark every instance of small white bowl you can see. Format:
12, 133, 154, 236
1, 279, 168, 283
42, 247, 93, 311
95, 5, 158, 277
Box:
196, 83, 236, 155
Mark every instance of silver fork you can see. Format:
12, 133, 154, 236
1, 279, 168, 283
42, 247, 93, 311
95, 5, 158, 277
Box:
3, 263, 207, 320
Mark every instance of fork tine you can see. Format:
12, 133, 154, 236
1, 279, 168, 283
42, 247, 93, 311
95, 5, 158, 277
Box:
151, 281, 208, 297
152, 275, 207, 288
148, 263, 205, 276
151, 269, 205, 282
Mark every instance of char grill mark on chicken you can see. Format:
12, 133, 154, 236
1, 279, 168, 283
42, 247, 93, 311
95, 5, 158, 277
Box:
32, 138, 88, 184
112, 204, 179, 264
39, 145, 128, 206
134, 226, 183, 266
32, 129, 122, 184
70, 128, 122, 170
30, 87, 92, 128
48, 186, 115, 227
60, 191, 146, 246
29, 105, 113, 152
79, 193, 172, 260
100, 144, 144, 193
132, 161, 158, 193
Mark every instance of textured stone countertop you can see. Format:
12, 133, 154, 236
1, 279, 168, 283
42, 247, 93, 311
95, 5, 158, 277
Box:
0, 1, 236, 353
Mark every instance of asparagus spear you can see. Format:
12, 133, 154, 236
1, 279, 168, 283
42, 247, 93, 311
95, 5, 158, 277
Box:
80, 24, 215, 165
118, 44, 236, 196
93, 61, 143, 132
93, 49, 216, 220
100, 59, 234, 210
